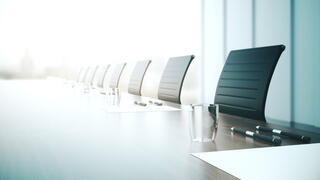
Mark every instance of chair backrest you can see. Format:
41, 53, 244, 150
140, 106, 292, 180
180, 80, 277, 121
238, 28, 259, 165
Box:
91, 66, 107, 87
96, 65, 111, 88
109, 63, 126, 89
128, 60, 152, 96
83, 66, 94, 85
88, 66, 99, 86
158, 55, 195, 104
81, 67, 90, 83
76, 67, 84, 82
213, 45, 285, 121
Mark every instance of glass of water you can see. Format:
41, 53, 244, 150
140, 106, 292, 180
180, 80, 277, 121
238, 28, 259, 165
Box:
188, 104, 219, 142
108, 88, 121, 106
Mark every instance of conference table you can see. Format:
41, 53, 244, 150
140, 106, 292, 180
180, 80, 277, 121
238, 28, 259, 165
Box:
0, 79, 319, 179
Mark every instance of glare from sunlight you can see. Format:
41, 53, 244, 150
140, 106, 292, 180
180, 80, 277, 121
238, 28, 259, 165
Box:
0, 0, 201, 78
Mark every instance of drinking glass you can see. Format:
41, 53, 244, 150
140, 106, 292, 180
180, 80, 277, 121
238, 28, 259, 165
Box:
107, 88, 121, 106
188, 104, 219, 142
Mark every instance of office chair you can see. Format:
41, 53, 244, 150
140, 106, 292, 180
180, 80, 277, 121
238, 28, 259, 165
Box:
128, 60, 152, 96
88, 66, 99, 87
83, 67, 94, 85
80, 66, 90, 83
96, 65, 111, 88
109, 63, 127, 89
158, 55, 195, 104
211, 45, 285, 121
81, 66, 95, 92
76, 67, 84, 83
90, 65, 110, 88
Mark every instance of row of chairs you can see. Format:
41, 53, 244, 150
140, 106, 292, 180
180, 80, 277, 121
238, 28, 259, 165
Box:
72, 44, 285, 122
75, 55, 195, 104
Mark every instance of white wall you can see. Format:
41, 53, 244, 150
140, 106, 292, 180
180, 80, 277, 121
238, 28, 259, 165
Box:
294, 0, 320, 127
201, 0, 225, 103
0, 0, 201, 67
225, 0, 253, 54
255, 0, 291, 123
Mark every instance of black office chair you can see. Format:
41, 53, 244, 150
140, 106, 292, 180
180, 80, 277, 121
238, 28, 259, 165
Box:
211, 45, 285, 121
158, 55, 195, 104
96, 65, 111, 88
109, 63, 127, 89
128, 60, 152, 96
